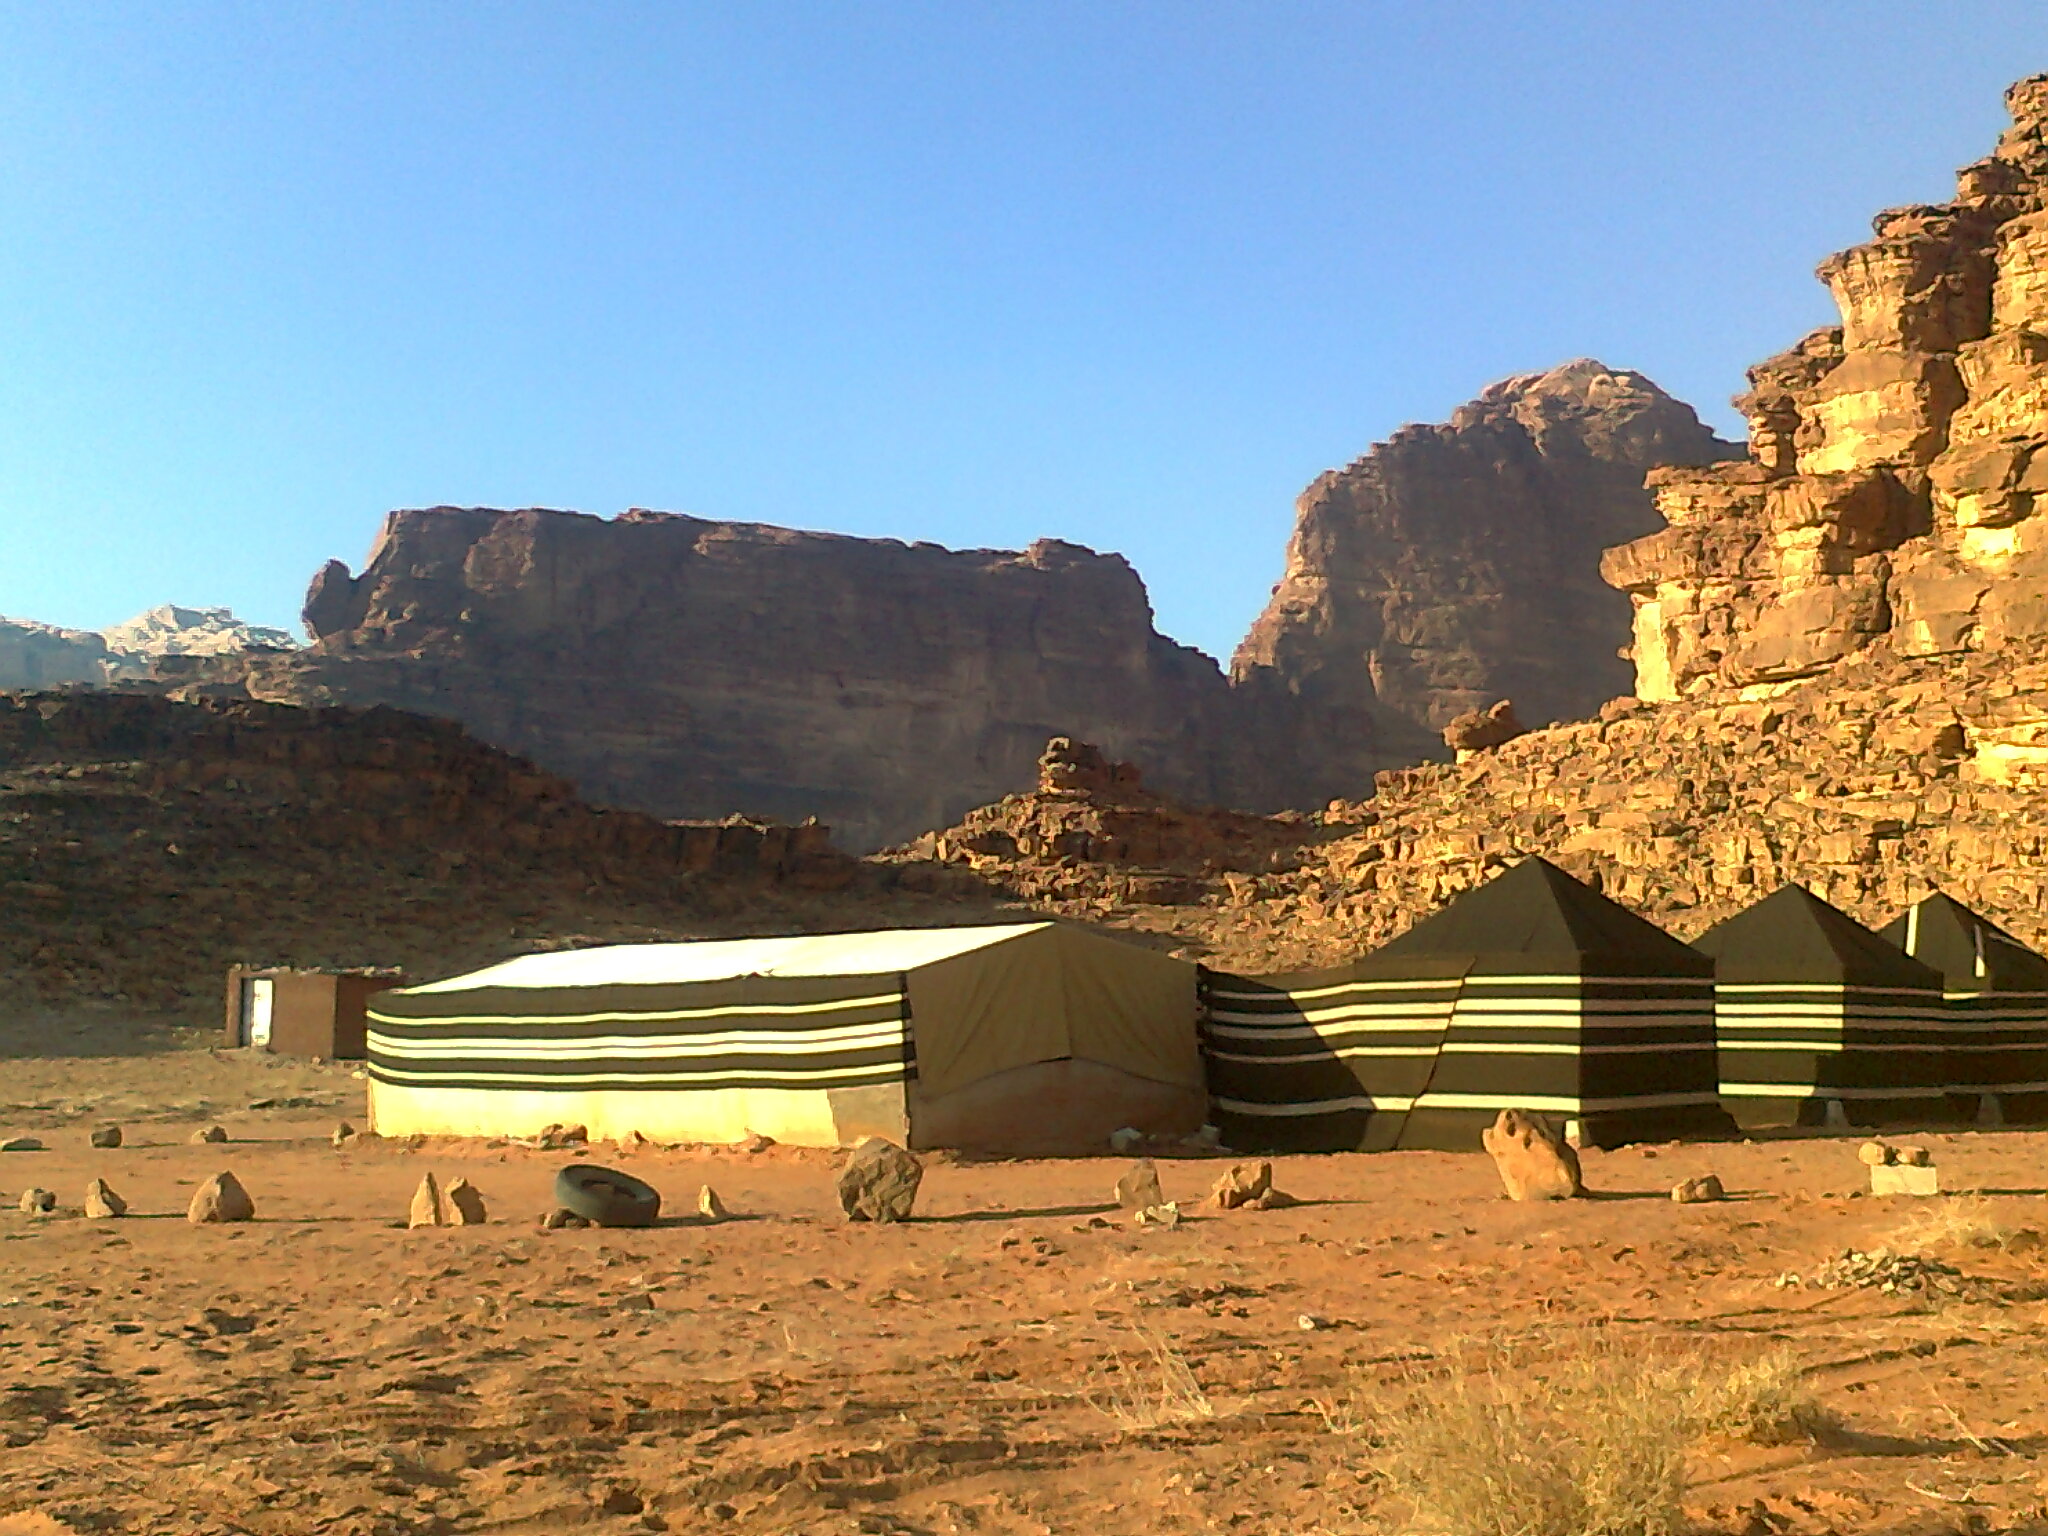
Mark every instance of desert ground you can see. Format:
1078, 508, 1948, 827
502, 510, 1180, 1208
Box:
6, 1049, 2048, 1535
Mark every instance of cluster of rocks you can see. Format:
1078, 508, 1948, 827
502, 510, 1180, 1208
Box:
1605, 73, 2048, 700
1775, 1248, 1969, 1297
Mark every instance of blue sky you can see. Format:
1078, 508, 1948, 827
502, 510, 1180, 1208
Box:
2, 5, 2041, 662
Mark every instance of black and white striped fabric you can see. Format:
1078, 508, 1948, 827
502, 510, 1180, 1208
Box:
1199, 961, 1464, 1152
1699, 885, 1956, 1127
368, 973, 914, 1094
1880, 892, 2048, 1121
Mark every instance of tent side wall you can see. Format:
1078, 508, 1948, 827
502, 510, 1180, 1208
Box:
1716, 983, 1957, 1128
1198, 964, 1464, 1153
902, 927, 1203, 1155
1399, 971, 1725, 1151
366, 973, 913, 1146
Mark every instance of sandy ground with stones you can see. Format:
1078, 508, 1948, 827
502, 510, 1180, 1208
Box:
6, 1054, 2048, 1534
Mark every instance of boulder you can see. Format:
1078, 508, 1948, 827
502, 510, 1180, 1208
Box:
835, 1137, 923, 1223
1671, 1174, 1725, 1204
1443, 699, 1528, 755
1209, 1161, 1274, 1210
441, 1177, 487, 1226
1114, 1159, 1164, 1211
88, 1126, 122, 1149
17, 1188, 55, 1214
1, 1136, 45, 1153
698, 1185, 729, 1222
1481, 1109, 1583, 1201
187, 1171, 255, 1224
408, 1173, 444, 1229
83, 1178, 127, 1218
190, 1124, 229, 1145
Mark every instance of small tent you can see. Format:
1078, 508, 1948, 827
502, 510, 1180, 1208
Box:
1201, 858, 1728, 1151
367, 922, 1202, 1155
1695, 885, 1952, 1127
1878, 892, 2048, 1122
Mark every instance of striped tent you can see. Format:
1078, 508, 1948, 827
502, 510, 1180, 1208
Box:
367, 922, 1203, 1155
1879, 892, 2048, 1122
1202, 858, 1729, 1152
1695, 885, 1952, 1128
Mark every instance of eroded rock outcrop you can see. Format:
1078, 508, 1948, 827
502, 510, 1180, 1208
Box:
196, 509, 1257, 850
1606, 74, 2048, 697
1232, 361, 1740, 804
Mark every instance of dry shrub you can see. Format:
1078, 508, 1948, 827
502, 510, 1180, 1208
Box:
1085, 1328, 1215, 1430
1357, 1334, 1833, 1536
1885, 1195, 2027, 1254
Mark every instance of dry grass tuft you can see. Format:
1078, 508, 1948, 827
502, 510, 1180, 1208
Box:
1885, 1195, 2026, 1254
1346, 1334, 1836, 1536
1084, 1328, 1216, 1430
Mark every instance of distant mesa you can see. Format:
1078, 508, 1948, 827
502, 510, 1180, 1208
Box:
0, 604, 297, 692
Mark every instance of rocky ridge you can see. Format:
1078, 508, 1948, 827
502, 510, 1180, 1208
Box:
892, 638, 2048, 975
1232, 360, 1739, 803
1605, 73, 2048, 697
0, 689, 951, 1036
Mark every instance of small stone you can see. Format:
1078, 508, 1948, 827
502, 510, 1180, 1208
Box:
596, 1484, 645, 1516
442, 1177, 487, 1225
408, 1173, 444, 1229
541, 1207, 592, 1230
1671, 1173, 1725, 1204
1858, 1141, 1895, 1167
17, 1188, 55, 1214
330, 1121, 357, 1147
88, 1126, 122, 1149
738, 1133, 775, 1153
83, 1178, 127, 1218
1209, 1161, 1273, 1210
1249, 1186, 1299, 1210
1296, 1313, 1327, 1331
616, 1292, 656, 1312
1, 1137, 44, 1153
1114, 1159, 1164, 1210
187, 1171, 255, 1224
1132, 1201, 1181, 1229
1482, 1109, 1583, 1201
698, 1184, 729, 1222
190, 1125, 229, 1145
836, 1137, 923, 1223
1107, 1126, 1145, 1154
1896, 1145, 1932, 1168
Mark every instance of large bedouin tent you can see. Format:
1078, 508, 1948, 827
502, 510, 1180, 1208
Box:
1201, 858, 1730, 1152
1695, 885, 1952, 1128
1878, 891, 2048, 1123
366, 922, 1203, 1156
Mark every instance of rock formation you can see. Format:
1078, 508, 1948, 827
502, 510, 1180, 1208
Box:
1605, 74, 2048, 698
194, 508, 1257, 850
1232, 360, 1740, 804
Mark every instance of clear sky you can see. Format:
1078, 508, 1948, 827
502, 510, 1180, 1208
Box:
2, 5, 2042, 663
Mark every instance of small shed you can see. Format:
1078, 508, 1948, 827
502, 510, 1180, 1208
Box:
1695, 885, 1951, 1128
223, 966, 406, 1060
365, 922, 1202, 1155
1878, 891, 2048, 1123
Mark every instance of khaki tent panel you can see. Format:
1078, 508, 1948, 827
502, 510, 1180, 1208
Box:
904, 925, 1198, 1099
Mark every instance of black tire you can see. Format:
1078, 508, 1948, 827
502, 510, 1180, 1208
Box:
553, 1164, 662, 1228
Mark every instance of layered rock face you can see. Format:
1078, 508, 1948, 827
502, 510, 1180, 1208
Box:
0, 619, 117, 691
202, 508, 1253, 850
1606, 74, 2048, 697
1232, 361, 1739, 804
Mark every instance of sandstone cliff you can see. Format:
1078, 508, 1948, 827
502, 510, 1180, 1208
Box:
1605, 73, 2048, 697
1231, 361, 1740, 806
200, 508, 1254, 850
